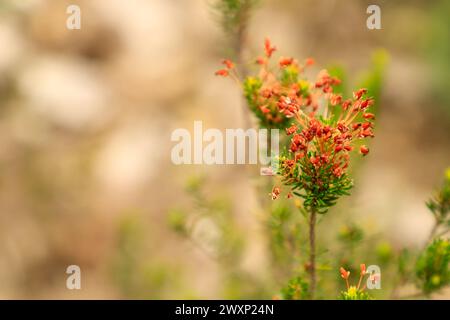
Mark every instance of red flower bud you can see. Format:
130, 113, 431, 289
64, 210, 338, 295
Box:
284, 159, 295, 167
295, 152, 304, 161
352, 123, 361, 130
260, 88, 272, 98
360, 145, 369, 156
342, 99, 352, 110
222, 59, 234, 69
362, 122, 372, 130
340, 267, 350, 279
264, 38, 276, 58
260, 105, 270, 114
330, 94, 342, 106
286, 124, 298, 135
305, 57, 315, 66
333, 167, 343, 177
290, 143, 298, 153
344, 145, 353, 151
215, 69, 229, 77
360, 129, 374, 138
279, 57, 294, 67
256, 56, 266, 65
363, 113, 375, 120
337, 121, 348, 133
360, 264, 366, 275
271, 186, 281, 200
360, 98, 374, 110
310, 156, 320, 165
353, 88, 368, 100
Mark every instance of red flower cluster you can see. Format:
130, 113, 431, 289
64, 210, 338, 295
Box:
281, 83, 375, 180
215, 38, 316, 128
215, 39, 376, 207
215, 59, 235, 77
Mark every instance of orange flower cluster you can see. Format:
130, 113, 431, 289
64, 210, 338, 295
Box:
281, 85, 375, 180
215, 38, 317, 128
215, 39, 376, 209
340, 264, 368, 290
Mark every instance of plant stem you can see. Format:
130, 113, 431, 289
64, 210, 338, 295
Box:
427, 222, 439, 243
309, 206, 317, 299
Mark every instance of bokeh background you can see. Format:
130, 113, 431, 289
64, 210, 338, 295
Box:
0, 0, 449, 299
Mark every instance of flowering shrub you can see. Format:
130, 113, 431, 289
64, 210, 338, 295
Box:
416, 239, 450, 294
167, 36, 449, 300
166, 3, 449, 300
216, 38, 376, 298
217, 39, 375, 212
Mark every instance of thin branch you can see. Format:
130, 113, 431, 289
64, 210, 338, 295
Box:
309, 206, 317, 299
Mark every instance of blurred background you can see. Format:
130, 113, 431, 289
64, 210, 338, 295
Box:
0, 0, 449, 299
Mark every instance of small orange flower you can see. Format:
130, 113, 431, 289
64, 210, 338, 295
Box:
342, 99, 352, 110
286, 124, 298, 135
215, 69, 229, 77
344, 145, 353, 152
222, 59, 234, 69
360, 98, 374, 110
363, 113, 375, 120
305, 57, 315, 66
271, 186, 281, 200
360, 264, 366, 276
330, 94, 342, 106
333, 167, 343, 177
279, 57, 294, 67
260, 105, 270, 114
353, 88, 368, 100
264, 38, 276, 58
256, 56, 266, 65
340, 267, 350, 279
352, 123, 361, 130
360, 145, 369, 156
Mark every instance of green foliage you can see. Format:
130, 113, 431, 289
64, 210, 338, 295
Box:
425, 0, 450, 114
267, 204, 304, 276
212, 0, 259, 60
339, 286, 372, 300
328, 49, 388, 123
398, 249, 412, 276
112, 215, 181, 299
212, 0, 259, 36
415, 238, 450, 294
243, 76, 263, 117
426, 168, 450, 227
356, 49, 389, 113
338, 223, 364, 245
168, 176, 244, 262
376, 241, 393, 264
281, 276, 309, 300
168, 176, 275, 299
168, 209, 188, 235
280, 65, 299, 86
278, 153, 353, 214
